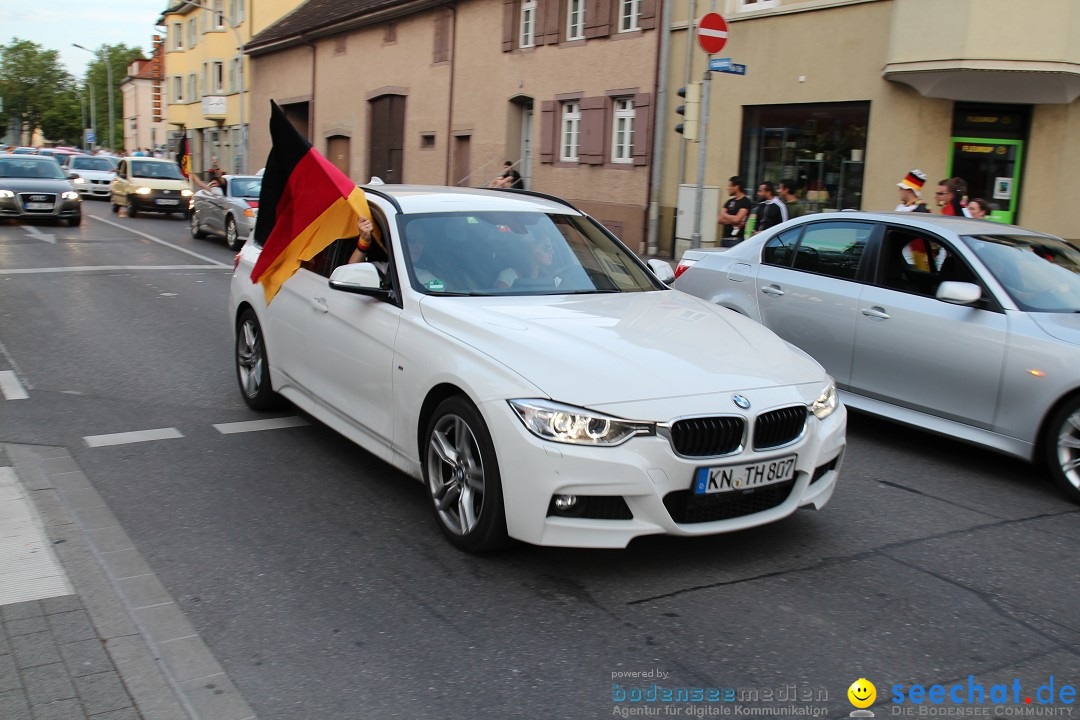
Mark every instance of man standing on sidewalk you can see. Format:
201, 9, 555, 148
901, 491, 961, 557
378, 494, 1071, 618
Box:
751, 181, 788, 235
717, 176, 753, 248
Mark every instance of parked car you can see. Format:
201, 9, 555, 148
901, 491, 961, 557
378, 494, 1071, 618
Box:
229, 186, 846, 551
110, 156, 192, 217
673, 212, 1080, 503
67, 154, 120, 199
0, 154, 82, 225
190, 174, 261, 250
9, 147, 37, 155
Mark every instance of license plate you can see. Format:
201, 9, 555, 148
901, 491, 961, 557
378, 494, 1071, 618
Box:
25, 202, 52, 210
693, 454, 797, 494
156, 199, 179, 205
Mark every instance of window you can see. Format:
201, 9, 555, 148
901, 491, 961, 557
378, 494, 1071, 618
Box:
567, 0, 585, 40
881, 228, 963, 296
172, 23, 183, 50
385, 23, 397, 43
421, 133, 436, 148
229, 0, 244, 25
187, 74, 197, 103
433, 9, 450, 63
212, 61, 225, 93
229, 57, 242, 93
792, 222, 872, 280
737, 0, 780, 10
619, 0, 640, 32
213, 0, 225, 29
173, 76, 183, 103
520, 0, 536, 48
763, 228, 801, 267
560, 102, 580, 162
611, 98, 635, 163
187, 18, 197, 47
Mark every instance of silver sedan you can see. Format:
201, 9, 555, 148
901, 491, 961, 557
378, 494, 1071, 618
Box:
189, 174, 261, 250
674, 212, 1080, 503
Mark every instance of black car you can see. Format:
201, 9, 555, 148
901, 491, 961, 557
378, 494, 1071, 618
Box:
0, 155, 82, 226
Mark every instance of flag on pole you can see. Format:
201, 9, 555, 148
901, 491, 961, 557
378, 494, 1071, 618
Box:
250, 101, 374, 304
176, 135, 190, 178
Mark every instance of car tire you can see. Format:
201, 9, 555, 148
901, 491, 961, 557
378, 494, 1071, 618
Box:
225, 216, 243, 251
127, 198, 138, 218
190, 212, 207, 239
235, 309, 283, 411
67, 215, 81, 227
423, 396, 509, 553
111, 197, 119, 214
1043, 395, 1080, 504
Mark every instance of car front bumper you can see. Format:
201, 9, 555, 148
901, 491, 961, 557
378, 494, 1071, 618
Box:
129, 189, 190, 212
0, 193, 81, 219
482, 392, 846, 549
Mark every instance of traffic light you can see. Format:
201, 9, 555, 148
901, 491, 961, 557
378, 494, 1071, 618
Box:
675, 83, 701, 141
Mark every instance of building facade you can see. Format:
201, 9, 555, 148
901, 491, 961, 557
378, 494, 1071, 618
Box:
245, 0, 659, 249
653, 0, 1080, 254
158, 0, 302, 177
121, 38, 167, 154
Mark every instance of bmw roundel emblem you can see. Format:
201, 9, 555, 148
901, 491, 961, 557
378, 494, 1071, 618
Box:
732, 394, 751, 410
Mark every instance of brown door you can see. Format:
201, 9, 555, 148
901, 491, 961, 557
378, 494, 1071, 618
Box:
369, 95, 405, 183
452, 135, 470, 186
327, 136, 350, 178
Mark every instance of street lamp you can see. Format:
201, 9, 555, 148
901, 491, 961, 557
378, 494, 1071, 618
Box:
72, 44, 114, 152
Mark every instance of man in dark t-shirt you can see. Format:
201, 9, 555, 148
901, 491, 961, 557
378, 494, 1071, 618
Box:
718, 176, 753, 247
499, 161, 524, 189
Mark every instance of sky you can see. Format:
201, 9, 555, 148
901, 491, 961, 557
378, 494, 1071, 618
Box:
1, 0, 164, 78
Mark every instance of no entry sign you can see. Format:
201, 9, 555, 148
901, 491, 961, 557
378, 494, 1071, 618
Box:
697, 13, 728, 54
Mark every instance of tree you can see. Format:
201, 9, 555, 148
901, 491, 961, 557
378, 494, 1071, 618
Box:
0, 39, 71, 144
84, 44, 145, 151
40, 83, 83, 145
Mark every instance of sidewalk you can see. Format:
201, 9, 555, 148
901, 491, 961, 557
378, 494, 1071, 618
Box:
0, 444, 257, 720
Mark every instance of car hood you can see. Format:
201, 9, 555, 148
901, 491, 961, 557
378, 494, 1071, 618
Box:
418, 290, 826, 405
70, 169, 113, 180
0, 177, 73, 193
1030, 312, 1080, 346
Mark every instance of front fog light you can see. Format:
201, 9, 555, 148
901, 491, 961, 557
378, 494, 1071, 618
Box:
811, 380, 838, 419
553, 495, 577, 511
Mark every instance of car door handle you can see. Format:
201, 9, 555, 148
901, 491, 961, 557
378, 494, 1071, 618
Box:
861, 306, 890, 320
310, 297, 328, 313
761, 285, 784, 297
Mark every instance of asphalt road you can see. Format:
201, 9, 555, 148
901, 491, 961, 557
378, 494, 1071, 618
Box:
1, 201, 1077, 720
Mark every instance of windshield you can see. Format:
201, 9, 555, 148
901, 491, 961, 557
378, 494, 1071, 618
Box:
131, 160, 185, 180
962, 234, 1080, 313
399, 211, 663, 296
229, 178, 261, 197
0, 157, 66, 179
71, 157, 116, 171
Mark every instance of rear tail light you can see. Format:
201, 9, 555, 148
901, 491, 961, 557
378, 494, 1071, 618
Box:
233, 252, 241, 270
673, 260, 696, 279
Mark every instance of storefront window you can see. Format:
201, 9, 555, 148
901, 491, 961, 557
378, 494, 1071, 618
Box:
740, 102, 870, 212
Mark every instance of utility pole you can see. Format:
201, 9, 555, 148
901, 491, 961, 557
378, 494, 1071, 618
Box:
73, 44, 114, 151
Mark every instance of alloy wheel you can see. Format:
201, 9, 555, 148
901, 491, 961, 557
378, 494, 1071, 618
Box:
236, 317, 264, 400
427, 414, 486, 535
1055, 408, 1080, 491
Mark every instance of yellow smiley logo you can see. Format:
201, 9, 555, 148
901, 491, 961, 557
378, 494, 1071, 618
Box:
848, 678, 876, 708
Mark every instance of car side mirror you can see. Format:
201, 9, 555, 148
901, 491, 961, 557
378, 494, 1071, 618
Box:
936, 281, 982, 306
647, 258, 675, 284
329, 263, 392, 299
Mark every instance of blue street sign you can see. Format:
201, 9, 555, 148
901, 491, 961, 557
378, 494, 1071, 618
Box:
85, 129, 95, 143
708, 57, 746, 75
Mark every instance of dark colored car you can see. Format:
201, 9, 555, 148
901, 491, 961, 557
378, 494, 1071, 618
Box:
0, 155, 82, 226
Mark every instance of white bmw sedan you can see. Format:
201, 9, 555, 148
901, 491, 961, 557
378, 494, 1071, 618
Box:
228, 186, 846, 551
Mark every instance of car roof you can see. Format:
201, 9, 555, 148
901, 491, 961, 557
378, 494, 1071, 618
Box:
126, 156, 173, 162
794, 210, 1053, 238
360, 184, 580, 215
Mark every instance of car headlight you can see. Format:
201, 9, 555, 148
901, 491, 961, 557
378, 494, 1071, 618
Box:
509, 399, 654, 446
136, 186, 152, 195
0, 190, 13, 198
181, 189, 193, 197
72, 176, 87, 185
62, 191, 80, 200
810, 380, 838, 420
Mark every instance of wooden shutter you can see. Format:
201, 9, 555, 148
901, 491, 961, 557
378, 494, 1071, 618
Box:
539, 101, 555, 163
639, 0, 657, 30
433, 9, 450, 63
503, 0, 517, 51
584, 0, 611, 38
579, 96, 607, 165
633, 93, 652, 166
543, 0, 562, 44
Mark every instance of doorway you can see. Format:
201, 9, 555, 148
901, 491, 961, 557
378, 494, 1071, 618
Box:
452, 135, 470, 186
369, 95, 405, 183
948, 138, 1022, 224
327, 135, 350, 179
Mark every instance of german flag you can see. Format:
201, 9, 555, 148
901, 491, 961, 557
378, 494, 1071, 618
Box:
176, 135, 190, 178
250, 101, 374, 304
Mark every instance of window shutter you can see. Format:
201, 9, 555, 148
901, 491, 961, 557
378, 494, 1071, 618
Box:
585, 0, 611, 38
543, 0, 562, 44
633, 93, 652, 166
540, 101, 555, 163
503, 0, 517, 51
579, 96, 607, 165
639, 0, 657, 30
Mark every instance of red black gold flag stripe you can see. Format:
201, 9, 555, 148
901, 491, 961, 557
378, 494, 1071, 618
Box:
250, 101, 373, 304
176, 135, 190, 179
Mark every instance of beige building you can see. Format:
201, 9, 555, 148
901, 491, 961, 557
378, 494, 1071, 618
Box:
121, 38, 167, 154
245, 0, 659, 249
158, 0, 302, 177
654, 0, 1080, 253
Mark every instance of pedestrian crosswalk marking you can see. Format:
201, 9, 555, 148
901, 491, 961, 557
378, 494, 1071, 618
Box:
0, 371, 29, 400
212, 417, 310, 434
84, 428, 185, 448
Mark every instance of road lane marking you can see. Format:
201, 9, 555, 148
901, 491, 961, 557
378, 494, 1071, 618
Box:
0, 371, 29, 400
0, 265, 231, 275
89, 214, 230, 267
0, 340, 31, 390
23, 226, 57, 244
84, 428, 185, 447
213, 417, 311, 434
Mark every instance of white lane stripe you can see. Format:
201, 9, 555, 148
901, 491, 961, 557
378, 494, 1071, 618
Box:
0, 371, 29, 400
0, 340, 32, 390
0, 265, 232, 275
84, 428, 185, 447
24, 226, 57, 244
698, 28, 728, 38
213, 417, 311, 434
90, 214, 230, 267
